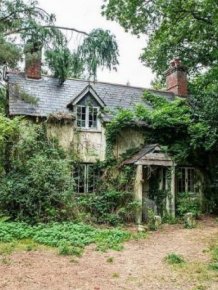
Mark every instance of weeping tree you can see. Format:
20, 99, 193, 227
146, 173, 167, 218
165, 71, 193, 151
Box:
45, 29, 119, 84
0, 0, 119, 84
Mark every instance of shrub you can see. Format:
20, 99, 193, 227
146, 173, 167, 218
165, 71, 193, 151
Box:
76, 190, 139, 225
0, 122, 75, 223
177, 192, 202, 218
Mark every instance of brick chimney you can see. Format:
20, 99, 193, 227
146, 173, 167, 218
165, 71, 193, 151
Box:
25, 41, 42, 79
165, 58, 188, 97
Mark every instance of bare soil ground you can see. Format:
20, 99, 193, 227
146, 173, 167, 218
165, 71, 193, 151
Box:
0, 217, 217, 290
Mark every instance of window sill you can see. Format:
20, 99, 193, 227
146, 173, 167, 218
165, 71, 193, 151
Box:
76, 128, 102, 133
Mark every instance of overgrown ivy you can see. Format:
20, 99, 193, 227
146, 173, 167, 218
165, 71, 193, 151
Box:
105, 90, 217, 165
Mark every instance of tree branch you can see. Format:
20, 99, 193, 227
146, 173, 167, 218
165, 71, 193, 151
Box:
4, 25, 89, 37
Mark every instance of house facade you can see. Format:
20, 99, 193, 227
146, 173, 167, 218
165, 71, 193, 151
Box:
7, 51, 203, 223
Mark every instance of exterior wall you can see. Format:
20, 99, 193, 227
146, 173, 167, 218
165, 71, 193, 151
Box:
47, 124, 145, 162
114, 128, 145, 158
47, 122, 106, 162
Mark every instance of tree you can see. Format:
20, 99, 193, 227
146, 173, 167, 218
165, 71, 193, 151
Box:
0, 0, 119, 82
46, 29, 119, 84
102, 0, 218, 141
102, 0, 218, 76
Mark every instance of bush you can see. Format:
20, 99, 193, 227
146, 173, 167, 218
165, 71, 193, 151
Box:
0, 122, 75, 223
177, 192, 202, 218
76, 190, 139, 225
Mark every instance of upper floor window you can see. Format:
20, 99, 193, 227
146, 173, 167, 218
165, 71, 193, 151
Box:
76, 105, 99, 129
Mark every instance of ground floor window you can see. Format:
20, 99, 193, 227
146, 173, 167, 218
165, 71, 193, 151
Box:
177, 167, 195, 193
74, 163, 100, 193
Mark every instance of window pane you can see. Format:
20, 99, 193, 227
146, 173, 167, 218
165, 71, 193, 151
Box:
77, 106, 86, 127
88, 107, 98, 128
177, 168, 186, 193
74, 164, 100, 193
74, 164, 85, 193
187, 168, 194, 192
177, 167, 195, 193
87, 164, 100, 192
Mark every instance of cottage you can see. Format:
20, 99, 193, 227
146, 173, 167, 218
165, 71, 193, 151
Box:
7, 48, 203, 224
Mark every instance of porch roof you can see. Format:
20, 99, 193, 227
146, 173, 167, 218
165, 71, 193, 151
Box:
123, 144, 174, 166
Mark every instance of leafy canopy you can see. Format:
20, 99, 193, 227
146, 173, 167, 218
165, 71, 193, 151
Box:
102, 0, 218, 76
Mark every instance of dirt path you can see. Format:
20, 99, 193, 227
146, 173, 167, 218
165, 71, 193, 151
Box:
0, 217, 217, 290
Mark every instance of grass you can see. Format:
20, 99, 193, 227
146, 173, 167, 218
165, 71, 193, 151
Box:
164, 235, 218, 289
0, 239, 47, 256
164, 253, 186, 265
0, 221, 146, 256
208, 243, 218, 271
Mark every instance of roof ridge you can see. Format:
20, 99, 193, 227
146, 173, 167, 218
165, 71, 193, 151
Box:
8, 72, 173, 95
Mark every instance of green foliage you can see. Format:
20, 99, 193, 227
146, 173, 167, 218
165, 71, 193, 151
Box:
0, 114, 20, 174
162, 213, 178, 225
164, 253, 186, 265
46, 29, 119, 83
78, 29, 119, 80
0, 120, 75, 223
0, 1, 119, 85
75, 163, 138, 225
0, 221, 136, 255
106, 91, 217, 164
77, 190, 138, 226
208, 244, 218, 271
177, 192, 201, 218
105, 108, 136, 158
45, 45, 84, 85
0, 0, 57, 66
0, 36, 21, 67
147, 209, 156, 231
102, 0, 218, 77
10, 83, 39, 105
103, 1, 218, 166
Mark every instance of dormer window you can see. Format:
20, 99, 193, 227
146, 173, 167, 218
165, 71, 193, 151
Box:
67, 85, 105, 130
77, 105, 99, 129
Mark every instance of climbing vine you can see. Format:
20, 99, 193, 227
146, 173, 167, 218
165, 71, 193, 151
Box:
105, 90, 217, 165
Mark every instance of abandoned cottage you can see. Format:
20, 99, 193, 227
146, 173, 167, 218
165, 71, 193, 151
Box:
6, 51, 204, 224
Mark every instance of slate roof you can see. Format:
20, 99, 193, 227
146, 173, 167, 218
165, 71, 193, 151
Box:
8, 73, 174, 117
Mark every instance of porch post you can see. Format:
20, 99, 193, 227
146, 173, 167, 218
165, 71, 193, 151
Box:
170, 164, 176, 217
134, 164, 143, 224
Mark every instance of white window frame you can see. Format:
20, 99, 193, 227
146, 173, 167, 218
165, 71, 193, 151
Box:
76, 105, 99, 129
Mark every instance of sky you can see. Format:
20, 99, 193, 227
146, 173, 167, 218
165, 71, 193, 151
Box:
38, 0, 154, 88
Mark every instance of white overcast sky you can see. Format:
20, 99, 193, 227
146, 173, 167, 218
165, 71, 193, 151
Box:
38, 0, 154, 88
